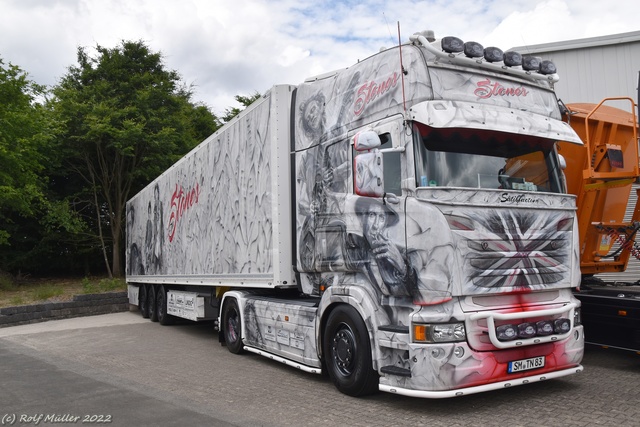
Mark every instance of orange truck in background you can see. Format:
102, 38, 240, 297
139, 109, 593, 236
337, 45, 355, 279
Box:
559, 96, 640, 352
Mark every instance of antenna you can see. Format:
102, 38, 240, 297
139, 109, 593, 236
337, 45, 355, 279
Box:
398, 22, 407, 113
382, 12, 395, 44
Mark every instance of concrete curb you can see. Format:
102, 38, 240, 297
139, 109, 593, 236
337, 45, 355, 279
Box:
0, 291, 129, 328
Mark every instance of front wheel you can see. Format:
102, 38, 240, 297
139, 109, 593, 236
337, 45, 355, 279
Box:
222, 298, 244, 354
323, 305, 379, 397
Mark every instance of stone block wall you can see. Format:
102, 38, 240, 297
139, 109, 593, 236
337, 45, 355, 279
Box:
0, 292, 129, 328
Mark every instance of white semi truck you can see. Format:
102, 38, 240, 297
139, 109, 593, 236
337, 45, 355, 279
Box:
126, 31, 585, 398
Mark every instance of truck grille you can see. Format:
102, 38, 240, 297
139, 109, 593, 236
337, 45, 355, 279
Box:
464, 210, 572, 290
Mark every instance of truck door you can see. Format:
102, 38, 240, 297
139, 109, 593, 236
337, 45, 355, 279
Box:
347, 119, 416, 303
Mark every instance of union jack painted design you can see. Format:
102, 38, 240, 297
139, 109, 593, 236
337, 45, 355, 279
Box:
463, 209, 573, 291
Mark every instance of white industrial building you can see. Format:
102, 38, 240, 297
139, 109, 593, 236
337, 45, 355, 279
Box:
513, 31, 640, 283
511, 30, 640, 108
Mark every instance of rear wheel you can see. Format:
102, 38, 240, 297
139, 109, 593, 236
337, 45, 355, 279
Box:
148, 285, 158, 322
323, 305, 378, 396
222, 298, 244, 354
156, 286, 174, 325
139, 285, 149, 319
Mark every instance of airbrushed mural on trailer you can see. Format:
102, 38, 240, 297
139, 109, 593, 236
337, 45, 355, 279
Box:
126, 97, 274, 278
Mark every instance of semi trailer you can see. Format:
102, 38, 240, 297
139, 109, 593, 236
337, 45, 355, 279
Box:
126, 31, 585, 398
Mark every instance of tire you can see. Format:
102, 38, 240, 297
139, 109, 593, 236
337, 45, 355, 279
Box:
323, 305, 379, 397
222, 298, 244, 354
156, 285, 174, 325
148, 285, 158, 322
139, 285, 149, 319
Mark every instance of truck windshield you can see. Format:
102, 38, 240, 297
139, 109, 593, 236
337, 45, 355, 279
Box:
413, 122, 564, 193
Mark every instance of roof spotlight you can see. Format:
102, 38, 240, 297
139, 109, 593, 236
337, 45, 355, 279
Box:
504, 51, 522, 67
441, 36, 464, 53
540, 60, 557, 75
523, 55, 542, 72
464, 41, 484, 58
484, 46, 504, 63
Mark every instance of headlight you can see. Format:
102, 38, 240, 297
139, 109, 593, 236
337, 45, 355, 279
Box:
413, 322, 466, 343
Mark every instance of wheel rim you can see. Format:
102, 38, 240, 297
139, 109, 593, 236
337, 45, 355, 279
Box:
227, 310, 239, 343
332, 323, 357, 376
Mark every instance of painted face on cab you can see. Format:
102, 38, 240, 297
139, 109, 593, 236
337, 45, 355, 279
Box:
364, 204, 387, 240
305, 99, 322, 132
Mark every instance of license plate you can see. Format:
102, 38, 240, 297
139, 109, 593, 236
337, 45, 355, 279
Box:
508, 356, 545, 373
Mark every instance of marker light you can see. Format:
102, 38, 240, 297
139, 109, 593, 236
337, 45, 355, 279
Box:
441, 36, 464, 53
464, 41, 484, 58
484, 46, 504, 62
540, 60, 557, 75
503, 51, 522, 67
523, 56, 542, 71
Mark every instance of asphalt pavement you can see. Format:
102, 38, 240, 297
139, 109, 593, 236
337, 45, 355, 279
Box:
1, 312, 639, 427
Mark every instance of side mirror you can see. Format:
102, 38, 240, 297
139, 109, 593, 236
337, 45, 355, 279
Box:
354, 151, 384, 197
353, 130, 382, 151
558, 154, 567, 170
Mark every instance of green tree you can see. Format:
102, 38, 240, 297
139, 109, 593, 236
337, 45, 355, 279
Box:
0, 58, 88, 277
220, 92, 262, 123
51, 41, 219, 277
0, 58, 49, 247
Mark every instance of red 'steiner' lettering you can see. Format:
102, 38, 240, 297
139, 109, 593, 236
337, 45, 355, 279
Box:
474, 78, 529, 99
168, 182, 200, 242
354, 72, 400, 116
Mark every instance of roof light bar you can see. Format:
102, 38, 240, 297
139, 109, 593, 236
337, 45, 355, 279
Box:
409, 32, 560, 83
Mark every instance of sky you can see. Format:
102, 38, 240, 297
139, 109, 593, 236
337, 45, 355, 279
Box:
1, 0, 638, 115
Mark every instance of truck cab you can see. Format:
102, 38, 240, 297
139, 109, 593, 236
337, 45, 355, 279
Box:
292, 32, 585, 397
